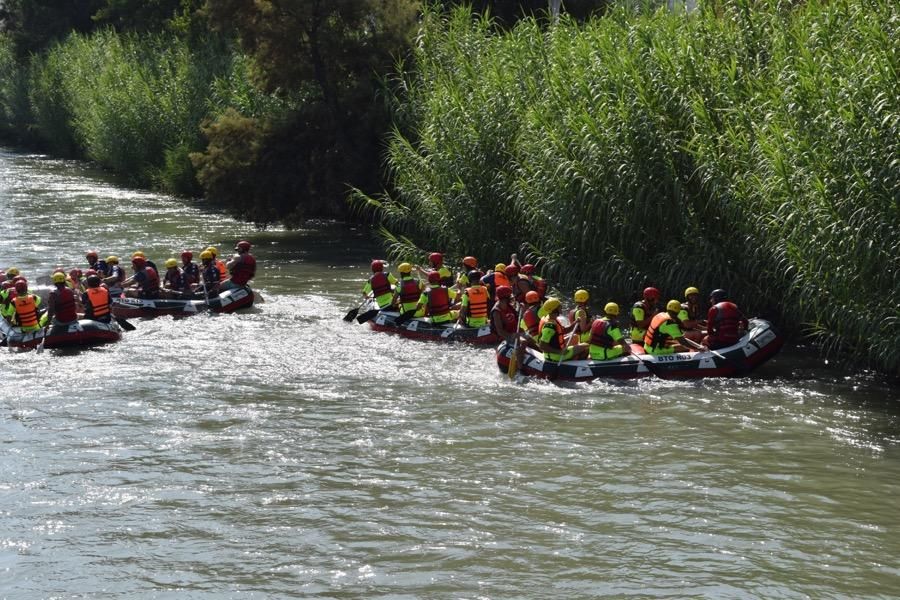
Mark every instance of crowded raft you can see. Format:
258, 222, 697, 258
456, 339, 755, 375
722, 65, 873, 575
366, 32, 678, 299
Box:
0, 241, 257, 350
351, 252, 783, 380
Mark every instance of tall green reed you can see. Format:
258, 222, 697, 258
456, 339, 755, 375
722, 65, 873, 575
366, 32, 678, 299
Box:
357, 0, 899, 374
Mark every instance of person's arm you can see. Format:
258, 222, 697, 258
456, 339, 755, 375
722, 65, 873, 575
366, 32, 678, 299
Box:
45, 291, 56, 320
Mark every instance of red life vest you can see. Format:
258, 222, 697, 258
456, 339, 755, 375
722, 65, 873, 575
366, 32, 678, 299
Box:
399, 277, 421, 304
54, 286, 78, 322
369, 272, 392, 298
707, 302, 742, 344
141, 267, 160, 293
229, 253, 256, 285
644, 312, 675, 349
14, 295, 39, 328
465, 286, 489, 319
589, 319, 614, 348
85, 287, 110, 319
426, 286, 451, 317
521, 306, 540, 336
490, 302, 517, 336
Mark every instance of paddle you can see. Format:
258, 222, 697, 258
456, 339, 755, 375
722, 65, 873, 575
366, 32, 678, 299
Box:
356, 305, 384, 324
343, 300, 366, 322
556, 322, 579, 367
507, 305, 525, 378
114, 316, 136, 332
36, 326, 48, 353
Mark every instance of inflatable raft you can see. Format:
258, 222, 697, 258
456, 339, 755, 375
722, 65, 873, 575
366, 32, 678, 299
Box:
110, 285, 254, 318
496, 318, 783, 381
0, 318, 122, 350
366, 308, 500, 345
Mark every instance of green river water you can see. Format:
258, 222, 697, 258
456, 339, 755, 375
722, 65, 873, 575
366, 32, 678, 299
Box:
1, 148, 898, 598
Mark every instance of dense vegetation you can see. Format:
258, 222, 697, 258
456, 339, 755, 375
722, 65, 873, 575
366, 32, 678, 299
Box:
358, 1, 899, 374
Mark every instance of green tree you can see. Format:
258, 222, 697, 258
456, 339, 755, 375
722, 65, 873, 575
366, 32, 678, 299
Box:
194, 0, 419, 223
0, 0, 104, 57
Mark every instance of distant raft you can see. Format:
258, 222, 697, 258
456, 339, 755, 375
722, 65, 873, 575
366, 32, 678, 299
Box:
365, 306, 500, 345
110, 285, 254, 318
1, 318, 122, 350
496, 318, 783, 381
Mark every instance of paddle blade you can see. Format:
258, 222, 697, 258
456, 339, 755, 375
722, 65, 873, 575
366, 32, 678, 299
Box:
343, 307, 360, 322
507, 352, 518, 378
356, 309, 381, 324
115, 317, 137, 332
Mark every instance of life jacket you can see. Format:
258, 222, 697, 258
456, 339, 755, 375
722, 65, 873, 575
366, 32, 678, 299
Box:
14, 294, 39, 328
490, 302, 517, 336
229, 253, 256, 285
182, 262, 200, 286
164, 268, 185, 291
464, 285, 489, 319
538, 316, 565, 350
140, 267, 160, 293
589, 318, 615, 349
85, 287, 110, 319
54, 286, 78, 322
644, 312, 676, 349
110, 264, 126, 283
630, 299, 656, 339
369, 272, 392, 298
493, 271, 510, 289
398, 277, 421, 305
426, 285, 451, 317
708, 301, 742, 343
520, 306, 540, 336
438, 266, 454, 288
682, 301, 704, 321
202, 263, 220, 284
215, 259, 228, 281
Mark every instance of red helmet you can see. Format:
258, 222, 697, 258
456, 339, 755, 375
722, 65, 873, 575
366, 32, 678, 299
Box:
84, 269, 97, 277
428, 252, 443, 266
1, 280, 13, 290
504, 264, 519, 277
427, 270, 441, 284
521, 264, 535, 275
86, 250, 98, 259
181, 250, 193, 261
235, 240, 252, 252
69, 268, 82, 279
643, 286, 660, 300
496, 285, 513, 299
371, 260, 384, 272
525, 290, 540, 304
462, 256, 478, 269
132, 256, 146, 268
14, 279, 27, 293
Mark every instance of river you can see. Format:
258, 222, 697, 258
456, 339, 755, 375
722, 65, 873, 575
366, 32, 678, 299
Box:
1, 147, 898, 598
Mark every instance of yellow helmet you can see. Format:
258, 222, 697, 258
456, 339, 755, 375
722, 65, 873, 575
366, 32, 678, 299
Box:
206, 246, 218, 257
684, 286, 700, 298
541, 297, 561, 315
574, 289, 589, 303
604, 302, 620, 316
666, 299, 682, 312
165, 258, 178, 268
131, 251, 145, 259
495, 263, 506, 273
398, 262, 412, 274
6, 267, 19, 276
200, 250, 213, 260
106, 255, 119, 264
51, 272, 67, 284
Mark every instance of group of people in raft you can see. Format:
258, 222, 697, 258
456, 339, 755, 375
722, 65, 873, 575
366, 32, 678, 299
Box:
1, 241, 256, 335
362, 252, 750, 362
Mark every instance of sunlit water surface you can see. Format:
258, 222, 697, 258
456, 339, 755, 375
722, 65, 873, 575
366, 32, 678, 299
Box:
1, 149, 898, 598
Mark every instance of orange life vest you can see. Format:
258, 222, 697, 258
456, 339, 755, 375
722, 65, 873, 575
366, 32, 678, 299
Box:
465, 285, 489, 319
14, 295, 39, 328
85, 287, 111, 319
644, 312, 676, 349
538, 316, 565, 350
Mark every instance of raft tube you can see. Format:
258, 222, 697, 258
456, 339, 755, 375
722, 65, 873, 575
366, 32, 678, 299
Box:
111, 285, 254, 318
497, 318, 783, 381
368, 308, 500, 345
1, 318, 122, 350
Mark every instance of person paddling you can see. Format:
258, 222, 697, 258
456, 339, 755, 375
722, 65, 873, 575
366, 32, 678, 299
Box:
224, 240, 256, 290
538, 298, 588, 362
82, 274, 111, 323
122, 255, 161, 299
589, 303, 631, 361
12, 279, 42, 332
102, 255, 126, 294
46, 271, 79, 333
630, 287, 660, 343
489, 285, 518, 343
644, 300, 708, 355
180, 251, 200, 290
703, 289, 749, 349
363, 260, 397, 309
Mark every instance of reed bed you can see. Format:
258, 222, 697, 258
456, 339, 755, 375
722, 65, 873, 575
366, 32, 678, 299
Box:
358, 0, 899, 374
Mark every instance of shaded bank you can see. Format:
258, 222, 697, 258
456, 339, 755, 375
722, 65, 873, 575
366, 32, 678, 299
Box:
357, 1, 899, 375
